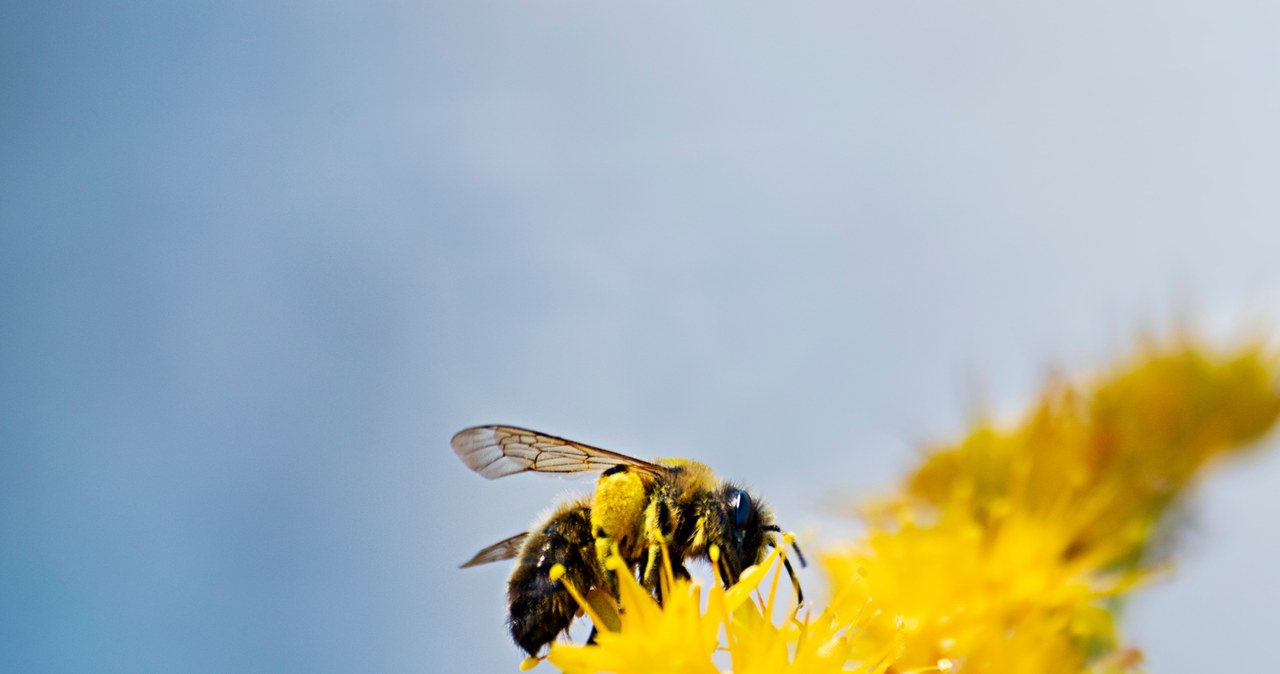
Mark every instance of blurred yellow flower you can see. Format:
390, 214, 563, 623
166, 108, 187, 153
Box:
906, 342, 1280, 569
822, 340, 1279, 673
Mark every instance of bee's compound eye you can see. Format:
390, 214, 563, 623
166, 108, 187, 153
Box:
730, 490, 752, 528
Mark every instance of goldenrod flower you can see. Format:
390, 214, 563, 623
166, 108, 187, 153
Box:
905, 343, 1280, 568
821, 340, 1279, 673
548, 538, 888, 674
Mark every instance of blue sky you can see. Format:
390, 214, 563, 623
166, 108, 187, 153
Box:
4, 3, 1280, 672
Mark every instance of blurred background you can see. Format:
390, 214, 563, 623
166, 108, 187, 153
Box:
4, 3, 1280, 672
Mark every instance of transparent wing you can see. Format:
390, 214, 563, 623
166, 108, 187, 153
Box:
451, 425, 666, 480
459, 532, 530, 568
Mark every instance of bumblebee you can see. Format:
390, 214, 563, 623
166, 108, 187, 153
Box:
453, 424, 805, 657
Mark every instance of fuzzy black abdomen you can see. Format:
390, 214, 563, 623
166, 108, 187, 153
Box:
507, 501, 599, 656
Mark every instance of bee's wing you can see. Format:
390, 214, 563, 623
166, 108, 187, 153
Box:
459, 532, 530, 568
452, 425, 667, 479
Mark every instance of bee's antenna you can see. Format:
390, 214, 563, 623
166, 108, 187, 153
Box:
790, 540, 807, 568
765, 525, 808, 569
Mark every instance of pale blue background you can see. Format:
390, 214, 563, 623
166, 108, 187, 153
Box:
4, 3, 1280, 673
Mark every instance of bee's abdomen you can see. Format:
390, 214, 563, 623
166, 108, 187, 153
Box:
507, 500, 598, 656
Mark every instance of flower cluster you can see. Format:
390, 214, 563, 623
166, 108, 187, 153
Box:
545, 536, 896, 674
534, 339, 1280, 673
822, 341, 1279, 673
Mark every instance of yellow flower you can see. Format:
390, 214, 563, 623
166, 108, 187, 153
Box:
822, 509, 1133, 673
547, 538, 897, 674
547, 550, 719, 674
820, 340, 1279, 673
906, 342, 1280, 568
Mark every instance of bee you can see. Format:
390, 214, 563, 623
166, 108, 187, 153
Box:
453, 424, 805, 657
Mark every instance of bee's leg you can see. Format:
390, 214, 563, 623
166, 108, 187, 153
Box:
592, 530, 620, 597
640, 544, 691, 604
590, 464, 647, 598
642, 544, 661, 597
640, 495, 675, 599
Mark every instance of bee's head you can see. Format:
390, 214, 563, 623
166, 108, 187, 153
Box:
713, 483, 806, 604
713, 484, 769, 580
